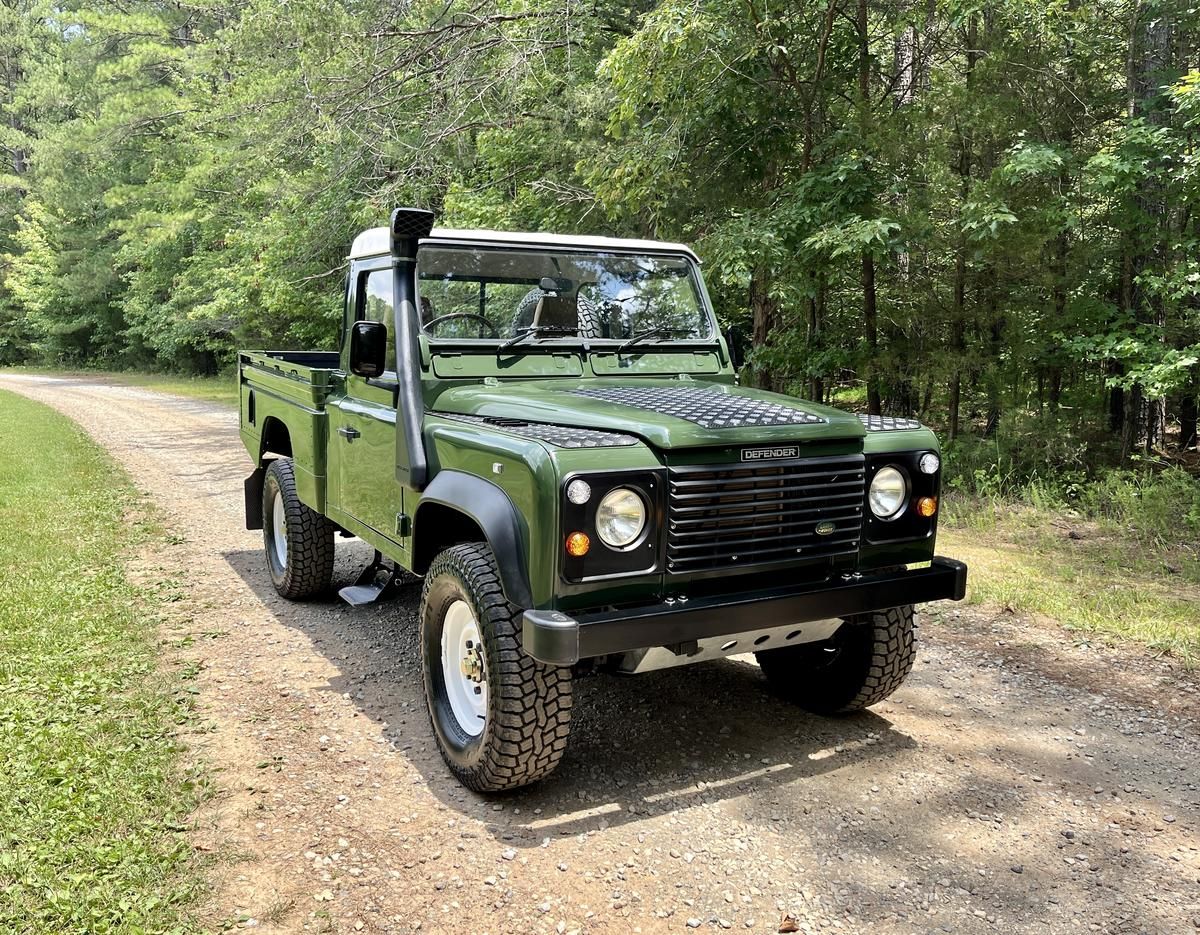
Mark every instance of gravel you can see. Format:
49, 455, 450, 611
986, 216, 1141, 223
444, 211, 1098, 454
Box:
3, 371, 1198, 935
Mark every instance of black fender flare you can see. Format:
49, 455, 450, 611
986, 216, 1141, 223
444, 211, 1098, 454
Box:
414, 471, 533, 608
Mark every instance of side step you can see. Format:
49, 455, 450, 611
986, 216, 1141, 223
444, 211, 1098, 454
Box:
339, 551, 405, 606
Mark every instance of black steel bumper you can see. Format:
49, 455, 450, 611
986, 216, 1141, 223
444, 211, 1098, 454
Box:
522, 557, 968, 666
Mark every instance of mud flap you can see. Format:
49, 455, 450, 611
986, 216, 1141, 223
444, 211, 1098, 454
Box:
244, 466, 266, 530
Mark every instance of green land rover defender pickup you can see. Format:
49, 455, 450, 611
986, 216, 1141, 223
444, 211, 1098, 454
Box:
239, 208, 967, 792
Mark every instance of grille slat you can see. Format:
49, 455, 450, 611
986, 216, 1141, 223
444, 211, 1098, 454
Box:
669, 492, 864, 516
669, 479, 865, 502
676, 511, 864, 540
669, 528, 862, 552
665, 455, 866, 574
669, 467, 863, 489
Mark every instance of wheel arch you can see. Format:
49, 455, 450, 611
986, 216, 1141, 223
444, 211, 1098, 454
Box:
259, 415, 293, 460
413, 471, 533, 608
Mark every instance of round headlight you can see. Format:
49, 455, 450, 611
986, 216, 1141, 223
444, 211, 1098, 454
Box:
596, 487, 646, 548
869, 466, 908, 520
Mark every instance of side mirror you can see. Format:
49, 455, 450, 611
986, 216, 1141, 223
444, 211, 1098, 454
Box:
349, 320, 388, 377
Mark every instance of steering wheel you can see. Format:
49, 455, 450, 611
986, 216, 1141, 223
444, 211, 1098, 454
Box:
423, 313, 500, 338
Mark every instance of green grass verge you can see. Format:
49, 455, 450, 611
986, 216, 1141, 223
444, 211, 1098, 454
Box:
942, 502, 1200, 665
0, 390, 204, 933
102, 371, 236, 406
1, 366, 237, 407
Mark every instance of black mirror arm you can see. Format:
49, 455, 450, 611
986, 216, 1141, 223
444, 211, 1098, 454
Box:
723, 327, 741, 370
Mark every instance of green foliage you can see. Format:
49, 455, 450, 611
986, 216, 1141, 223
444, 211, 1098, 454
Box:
0, 0, 1195, 458
0, 390, 204, 933
944, 414, 1200, 544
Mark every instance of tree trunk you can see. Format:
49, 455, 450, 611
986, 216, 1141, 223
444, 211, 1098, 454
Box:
1121, 384, 1142, 462
984, 272, 1003, 438
947, 16, 977, 442
749, 267, 779, 392
1180, 388, 1198, 450
1122, 2, 1174, 458
1108, 363, 1126, 435
862, 251, 881, 414
857, 0, 882, 416
807, 276, 824, 402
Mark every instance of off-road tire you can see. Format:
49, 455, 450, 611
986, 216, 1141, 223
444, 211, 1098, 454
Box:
755, 605, 916, 714
262, 458, 335, 600
420, 542, 572, 792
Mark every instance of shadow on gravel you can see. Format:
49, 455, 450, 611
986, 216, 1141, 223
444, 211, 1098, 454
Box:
224, 546, 918, 846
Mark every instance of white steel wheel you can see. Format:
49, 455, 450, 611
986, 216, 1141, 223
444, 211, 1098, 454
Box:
271, 490, 288, 569
440, 600, 487, 736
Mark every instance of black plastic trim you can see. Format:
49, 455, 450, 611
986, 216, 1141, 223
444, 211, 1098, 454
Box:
559, 469, 667, 582
863, 451, 940, 544
415, 470, 533, 607
244, 466, 266, 530
391, 207, 436, 491
523, 557, 968, 665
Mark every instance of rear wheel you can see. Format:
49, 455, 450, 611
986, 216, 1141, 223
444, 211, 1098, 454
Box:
755, 605, 916, 714
420, 542, 572, 792
262, 458, 335, 599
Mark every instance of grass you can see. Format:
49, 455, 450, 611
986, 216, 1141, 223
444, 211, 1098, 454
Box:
0, 390, 205, 933
1, 366, 237, 407
941, 500, 1200, 665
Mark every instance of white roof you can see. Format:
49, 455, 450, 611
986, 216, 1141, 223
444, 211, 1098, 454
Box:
348, 226, 700, 263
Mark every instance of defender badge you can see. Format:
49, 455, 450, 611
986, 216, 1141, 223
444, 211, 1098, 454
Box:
741, 446, 798, 462
814, 521, 836, 536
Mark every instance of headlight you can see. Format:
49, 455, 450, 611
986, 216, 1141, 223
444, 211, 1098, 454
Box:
596, 487, 646, 548
869, 466, 908, 520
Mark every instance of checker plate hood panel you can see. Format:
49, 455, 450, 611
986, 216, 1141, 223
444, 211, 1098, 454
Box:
431, 379, 867, 449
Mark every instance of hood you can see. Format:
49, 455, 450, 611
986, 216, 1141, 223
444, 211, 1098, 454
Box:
430, 378, 867, 450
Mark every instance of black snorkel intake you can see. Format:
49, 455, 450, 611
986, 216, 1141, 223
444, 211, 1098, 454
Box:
390, 206, 435, 490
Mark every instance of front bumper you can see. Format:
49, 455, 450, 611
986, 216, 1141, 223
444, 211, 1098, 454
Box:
522, 557, 968, 665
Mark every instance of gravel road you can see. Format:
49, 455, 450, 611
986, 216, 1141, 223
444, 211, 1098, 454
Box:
2, 372, 1198, 935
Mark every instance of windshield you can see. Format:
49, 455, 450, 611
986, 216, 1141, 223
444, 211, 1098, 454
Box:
416, 245, 714, 344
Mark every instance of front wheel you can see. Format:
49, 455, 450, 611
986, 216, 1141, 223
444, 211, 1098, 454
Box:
262, 458, 335, 600
755, 605, 916, 714
420, 542, 572, 792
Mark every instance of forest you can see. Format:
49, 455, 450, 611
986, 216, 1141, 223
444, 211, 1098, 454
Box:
1, 0, 1198, 505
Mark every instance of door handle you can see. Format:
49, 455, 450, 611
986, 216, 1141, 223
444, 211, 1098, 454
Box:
338, 426, 360, 440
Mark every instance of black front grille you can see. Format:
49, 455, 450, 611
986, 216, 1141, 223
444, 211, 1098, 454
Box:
666, 455, 865, 574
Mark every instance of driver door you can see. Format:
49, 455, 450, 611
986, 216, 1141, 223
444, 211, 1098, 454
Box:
327, 262, 409, 551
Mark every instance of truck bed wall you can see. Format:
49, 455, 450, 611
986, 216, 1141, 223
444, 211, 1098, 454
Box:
239, 351, 334, 511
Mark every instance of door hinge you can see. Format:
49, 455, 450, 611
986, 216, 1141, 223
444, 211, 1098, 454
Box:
395, 513, 411, 537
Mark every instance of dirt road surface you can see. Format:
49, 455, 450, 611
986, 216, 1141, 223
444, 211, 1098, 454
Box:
2, 372, 1198, 935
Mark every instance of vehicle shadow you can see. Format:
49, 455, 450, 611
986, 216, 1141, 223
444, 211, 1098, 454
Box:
222, 545, 917, 847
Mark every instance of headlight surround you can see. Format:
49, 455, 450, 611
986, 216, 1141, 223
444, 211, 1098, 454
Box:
595, 487, 647, 549
868, 466, 908, 520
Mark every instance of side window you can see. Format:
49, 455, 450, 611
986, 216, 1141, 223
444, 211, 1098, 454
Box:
358, 269, 395, 373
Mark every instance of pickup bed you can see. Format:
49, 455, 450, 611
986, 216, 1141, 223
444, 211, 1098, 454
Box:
237, 208, 967, 792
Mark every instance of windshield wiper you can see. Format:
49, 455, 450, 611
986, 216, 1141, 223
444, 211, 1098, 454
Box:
498, 325, 579, 352
616, 327, 693, 353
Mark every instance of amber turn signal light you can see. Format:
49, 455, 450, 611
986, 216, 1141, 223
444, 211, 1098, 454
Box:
916, 496, 938, 518
565, 531, 591, 557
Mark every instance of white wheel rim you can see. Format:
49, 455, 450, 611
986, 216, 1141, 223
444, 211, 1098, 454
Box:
441, 600, 487, 736
271, 490, 288, 569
